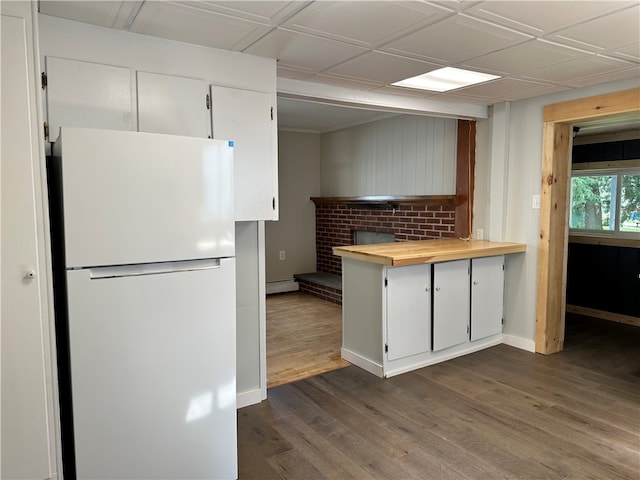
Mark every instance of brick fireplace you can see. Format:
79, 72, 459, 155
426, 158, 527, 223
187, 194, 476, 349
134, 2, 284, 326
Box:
294, 197, 461, 304
316, 202, 457, 276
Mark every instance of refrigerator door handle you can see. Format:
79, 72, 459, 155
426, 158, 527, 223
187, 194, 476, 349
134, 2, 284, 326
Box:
87, 258, 222, 279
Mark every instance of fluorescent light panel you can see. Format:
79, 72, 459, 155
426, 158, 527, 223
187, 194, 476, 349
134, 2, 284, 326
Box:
392, 67, 500, 92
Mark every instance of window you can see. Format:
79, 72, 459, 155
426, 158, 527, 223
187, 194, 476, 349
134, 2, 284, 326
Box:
569, 168, 640, 236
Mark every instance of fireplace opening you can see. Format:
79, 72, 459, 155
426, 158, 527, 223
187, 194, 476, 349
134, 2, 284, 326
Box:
354, 230, 396, 245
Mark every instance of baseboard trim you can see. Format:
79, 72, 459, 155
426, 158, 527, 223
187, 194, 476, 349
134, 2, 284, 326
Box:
266, 279, 299, 295
502, 334, 535, 353
341, 348, 383, 378
566, 304, 640, 328
237, 388, 263, 409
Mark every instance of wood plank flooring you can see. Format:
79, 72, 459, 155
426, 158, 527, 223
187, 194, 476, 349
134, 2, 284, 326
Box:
241, 313, 640, 479
267, 292, 350, 388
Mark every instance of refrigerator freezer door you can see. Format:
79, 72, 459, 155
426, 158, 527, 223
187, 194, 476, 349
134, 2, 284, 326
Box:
66, 258, 237, 479
55, 127, 234, 268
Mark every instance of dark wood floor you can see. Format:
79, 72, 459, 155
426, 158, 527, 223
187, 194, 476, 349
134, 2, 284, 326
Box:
239, 314, 640, 479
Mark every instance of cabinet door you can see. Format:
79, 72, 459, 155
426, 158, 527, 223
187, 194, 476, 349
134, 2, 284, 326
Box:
211, 85, 276, 221
433, 260, 470, 351
137, 71, 210, 138
471, 256, 504, 341
386, 264, 431, 361
2, 4, 55, 478
45, 56, 133, 140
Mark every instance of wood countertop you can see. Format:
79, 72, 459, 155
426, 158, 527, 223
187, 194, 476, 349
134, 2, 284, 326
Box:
333, 238, 526, 266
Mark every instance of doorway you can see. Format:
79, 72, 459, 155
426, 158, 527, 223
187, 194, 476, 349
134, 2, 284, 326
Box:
536, 88, 640, 354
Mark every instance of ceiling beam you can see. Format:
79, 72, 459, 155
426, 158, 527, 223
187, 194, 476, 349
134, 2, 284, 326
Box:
277, 78, 489, 120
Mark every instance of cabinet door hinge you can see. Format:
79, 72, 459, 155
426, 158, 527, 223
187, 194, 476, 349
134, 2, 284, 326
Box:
270, 106, 273, 121
501, 318, 504, 325
206, 94, 211, 110
384, 277, 388, 287
41, 72, 47, 90
502, 264, 505, 271
43, 122, 49, 140
272, 197, 276, 210
467, 325, 470, 334
385, 344, 388, 353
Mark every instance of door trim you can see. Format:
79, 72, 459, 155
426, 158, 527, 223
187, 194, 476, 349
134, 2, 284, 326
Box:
535, 88, 640, 354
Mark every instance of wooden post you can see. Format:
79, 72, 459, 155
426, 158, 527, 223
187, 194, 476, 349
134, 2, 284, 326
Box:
536, 122, 572, 354
455, 119, 475, 239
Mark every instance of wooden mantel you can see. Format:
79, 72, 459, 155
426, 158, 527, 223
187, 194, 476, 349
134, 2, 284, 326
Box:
310, 194, 466, 208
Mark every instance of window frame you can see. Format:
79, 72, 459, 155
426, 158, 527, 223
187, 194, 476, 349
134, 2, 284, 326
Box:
569, 162, 640, 240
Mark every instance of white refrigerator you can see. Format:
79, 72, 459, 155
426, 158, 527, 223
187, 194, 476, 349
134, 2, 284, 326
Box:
49, 127, 237, 479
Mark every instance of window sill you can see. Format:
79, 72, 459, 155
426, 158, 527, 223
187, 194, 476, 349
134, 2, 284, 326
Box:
569, 233, 640, 248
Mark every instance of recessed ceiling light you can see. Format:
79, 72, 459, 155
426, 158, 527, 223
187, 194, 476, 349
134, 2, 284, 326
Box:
392, 67, 500, 92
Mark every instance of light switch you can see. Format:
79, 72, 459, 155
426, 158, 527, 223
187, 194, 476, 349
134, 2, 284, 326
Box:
532, 194, 541, 210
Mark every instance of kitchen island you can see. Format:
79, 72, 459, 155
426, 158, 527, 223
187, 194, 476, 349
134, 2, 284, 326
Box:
333, 239, 526, 377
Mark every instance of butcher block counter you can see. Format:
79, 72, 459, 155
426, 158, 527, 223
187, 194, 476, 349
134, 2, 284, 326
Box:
335, 238, 526, 378
333, 238, 526, 266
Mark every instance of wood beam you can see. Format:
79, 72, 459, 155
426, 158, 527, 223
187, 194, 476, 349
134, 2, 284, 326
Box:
543, 88, 640, 124
455, 119, 476, 239
536, 122, 572, 354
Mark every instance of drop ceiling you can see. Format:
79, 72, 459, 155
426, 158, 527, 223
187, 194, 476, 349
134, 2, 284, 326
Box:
39, 0, 640, 133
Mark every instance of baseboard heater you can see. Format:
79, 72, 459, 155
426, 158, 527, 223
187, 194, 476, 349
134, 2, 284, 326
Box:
266, 278, 299, 294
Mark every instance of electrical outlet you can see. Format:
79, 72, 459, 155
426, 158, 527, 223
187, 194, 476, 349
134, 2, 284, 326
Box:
476, 228, 484, 240
279, 250, 286, 261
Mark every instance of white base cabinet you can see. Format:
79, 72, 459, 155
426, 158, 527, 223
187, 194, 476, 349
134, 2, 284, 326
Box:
341, 255, 505, 378
433, 259, 470, 351
471, 255, 505, 341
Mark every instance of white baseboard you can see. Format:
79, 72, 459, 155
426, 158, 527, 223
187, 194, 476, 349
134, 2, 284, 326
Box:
236, 388, 263, 409
502, 334, 536, 352
266, 279, 299, 295
341, 348, 383, 378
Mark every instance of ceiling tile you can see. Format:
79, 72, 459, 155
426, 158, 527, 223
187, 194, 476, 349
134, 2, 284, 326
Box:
521, 55, 634, 84
301, 74, 382, 91
452, 77, 567, 101
130, 2, 270, 50
195, 1, 310, 25
465, 1, 635, 36
323, 51, 441, 84
608, 42, 640, 63
39, 0, 136, 29
566, 66, 640, 88
547, 4, 640, 51
280, 1, 453, 47
381, 13, 532, 64
244, 28, 368, 72
463, 39, 586, 75
276, 65, 315, 81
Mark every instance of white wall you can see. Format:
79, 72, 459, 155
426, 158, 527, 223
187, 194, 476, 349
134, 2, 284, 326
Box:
475, 77, 640, 348
321, 115, 457, 196
38, 14, 276, 404
266, 131, 320, 283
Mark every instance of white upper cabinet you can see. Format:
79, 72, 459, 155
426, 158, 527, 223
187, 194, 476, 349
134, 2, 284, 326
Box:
211, 85, 277, 221
137, 71, 210, 138
45, 56, 133, 140
2, 2, 56, 478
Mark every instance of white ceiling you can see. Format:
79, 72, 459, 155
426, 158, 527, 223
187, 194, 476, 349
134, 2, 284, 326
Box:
39, 0, 640, 133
